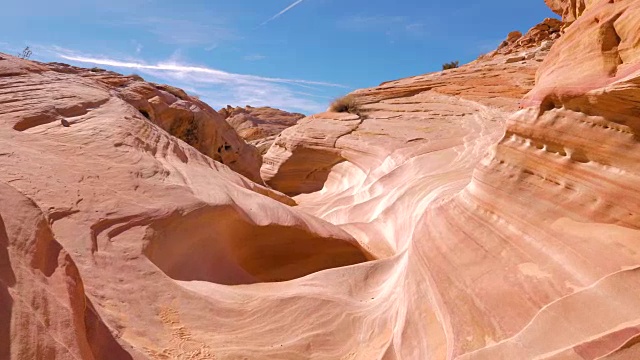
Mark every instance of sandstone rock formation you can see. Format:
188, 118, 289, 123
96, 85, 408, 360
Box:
47, 63, 263, 183
260, 0, 640, 358
0, 54, 369, 358
480, 17, 562, 59
262, 40, 549, 196
460, 2, 640, 356
2, 0, 640, 358
219, 105, 304, 154
0, 182, 143, 359
545, 0, 598, 22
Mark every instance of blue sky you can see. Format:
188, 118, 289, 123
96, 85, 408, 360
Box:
0, 0, 557, 114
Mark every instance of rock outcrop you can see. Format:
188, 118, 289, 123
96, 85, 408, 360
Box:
480, 17, 562, 59
460, 1, 640, 356
545, 0, 598, 22
219, 105, 304, 154
2, 0, 640, 358
259, 0, 640, 358
262, 39, 549, 196
46, 63, 264, 183
0, 54, 369, 358
0, 182, 142, 359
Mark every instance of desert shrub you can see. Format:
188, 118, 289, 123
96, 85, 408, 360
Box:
442, 61, 459, 70
18, 46, 32, 60
330, 94, 361, 114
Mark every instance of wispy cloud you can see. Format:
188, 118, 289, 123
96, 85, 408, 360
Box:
46, 47, 345, 114
261, 0, 306, 26
57, 54, 346, 88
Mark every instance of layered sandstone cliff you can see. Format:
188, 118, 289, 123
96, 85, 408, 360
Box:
461, 2, 640, 356
2, 0, 640, 359
260, 1, 640, 358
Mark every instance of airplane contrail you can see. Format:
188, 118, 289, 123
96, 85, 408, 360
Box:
261, 0, 306, 26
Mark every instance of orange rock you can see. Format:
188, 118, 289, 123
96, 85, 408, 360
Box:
526, 0, 640, 111
482, 17, 563, 59
545, 0, 599, 22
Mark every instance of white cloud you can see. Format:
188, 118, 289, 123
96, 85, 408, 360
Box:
198, 85, 327, 114
204, 44, 219, 52
57, 54, 347, 89
46, 47, 345, 114
261, 0, 306, 26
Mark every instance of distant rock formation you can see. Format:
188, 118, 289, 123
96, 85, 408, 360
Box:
480, 17, 563, 60
545, 0, 598, 22
219, 105, 304, 154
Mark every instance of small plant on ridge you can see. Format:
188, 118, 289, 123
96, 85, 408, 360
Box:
18, 46, 32, 60
330, 94, 361, 115
442, 60, 459, 70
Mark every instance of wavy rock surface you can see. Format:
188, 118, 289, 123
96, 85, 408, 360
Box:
260, 0, 640, 358
2, 0, 640, 358
262, 40, 547, 196
0, 55, 369, 359
0, 182, 143, 359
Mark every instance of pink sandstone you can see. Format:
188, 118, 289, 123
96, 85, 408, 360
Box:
1, 1, 640, 358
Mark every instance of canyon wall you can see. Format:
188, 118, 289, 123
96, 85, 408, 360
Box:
1, 0, 640, 359
261, 1, 640, 358
0, 55, 369, 359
